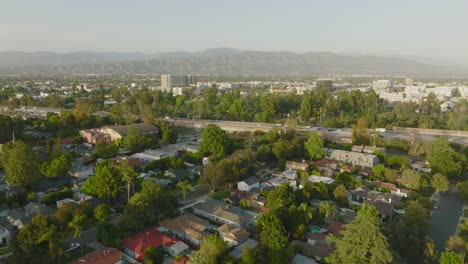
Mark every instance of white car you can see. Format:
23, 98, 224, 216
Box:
65, 243, 80, 252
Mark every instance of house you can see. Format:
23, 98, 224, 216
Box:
230, 189, 266, 209
217, 224, 250, 246
0, 204, 9, 217
80, 123, 158, 144
364, 200, 394, 217
6, 209, 32, 229
229, 239, 258, 259
293, 254, 319, 264
286, 161, 310, 171
121, 226, 189, 261
410, 161, 431, 174
99, 123, 158, 142
159, 213, 213, 246
192, 199, 257, 227
0, 224, 11, 246
308, 175, 335, 185
281, 169, 298, 180
327, 221, 345, 235
70, 162, 94, 179
351, 145, 386, 154
372, 181, 411, 198
323, 148, 379, 168
165, 169, 190, 183
237, 177, 260, 192
314, 160, 338, 177
24, 202, 53, 216
70, 247, 124, 264
56, 198, 80, 208
292, 239, 334, 262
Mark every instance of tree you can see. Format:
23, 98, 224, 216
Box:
401, 169, 422, 190
199, 124, 233, 158
159, 120, 177, 145
120, 180, 177, 232
81, 161, 124, 202
427, 137, 464, 178
92, 142, 119, 158
333, 184, 348, 206
319, 201, 336, 219
176, 180, 193, 201
409, 134, 427, 157
439, 252, 463, 264
266, 183, 295, 210
69, 214, 86, 238
188, 233, 227, 264
351, 118, 370, 146
143, 246, 165, 264
119, 159, 138, 203
200, 162, 224, 192
445, 235, 465, 257
256, 212, 291, 264
304, 132, 324, 160
387, 156, 410, 169
457, 180, 468, 202
1, 141, 40, 188
431, 173, 449, 194
122, 125, 148, 152
326, 204, 393, 264
94, 204, 112, 222
240, 246, 256, 264
372, 164, 386, 179
41, 153, 72, 178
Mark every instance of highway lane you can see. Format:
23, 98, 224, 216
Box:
168, 118, 468, 145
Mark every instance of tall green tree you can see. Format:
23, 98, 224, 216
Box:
319, 201, 336, 219
199, 124, 233, 158
256, 212, 292, 264
439, 252, 463, 264
81, 161, 124, 202
142, 246, 165, 264
41, 153, 72, 178
158, 120, 177, 145
122, 125, 148, 152
119, 159, 138, 203
426, 137, 465, 178
188, 233, 227, 264
326, 204, 393, 264
401, 169, 422, 190
266, 183, 295, 210
94, 204, 112, 222
176, 180, 193, 201
304, 132, 324, 160
431, 173, 449, 194
1, 141, 40, 188
351, 118, 370, 146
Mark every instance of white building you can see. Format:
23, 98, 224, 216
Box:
237, 177, 260, 192
373, 80, 394, 90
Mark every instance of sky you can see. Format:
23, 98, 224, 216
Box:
1, 0, 468, 65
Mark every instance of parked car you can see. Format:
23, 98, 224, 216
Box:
433, 204, 439, 210
457, 209, 462, 215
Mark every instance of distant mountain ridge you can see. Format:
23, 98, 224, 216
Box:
0, 48, 462, 76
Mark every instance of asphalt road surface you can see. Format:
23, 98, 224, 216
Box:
429, 187, 464, 252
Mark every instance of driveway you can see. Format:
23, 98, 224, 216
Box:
429, 186, 463, 252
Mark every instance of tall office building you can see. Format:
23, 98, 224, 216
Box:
160, 74, 193, 90
373, 80, 394, 90
404, 78, 414, 86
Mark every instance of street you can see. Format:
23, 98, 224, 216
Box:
429, 186, 464, 252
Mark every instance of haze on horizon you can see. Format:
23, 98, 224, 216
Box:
1, 0, 468, 67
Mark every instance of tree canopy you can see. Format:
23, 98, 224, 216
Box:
1, 140, 40, 188
426, 137, 465, 178
304, 132, 324, 160
199, 124, 233, 158
326, 204, 393, 264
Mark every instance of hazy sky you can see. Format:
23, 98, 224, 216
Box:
1, 0, 467, 65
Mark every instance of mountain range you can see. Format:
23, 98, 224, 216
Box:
0, 48, 464, 76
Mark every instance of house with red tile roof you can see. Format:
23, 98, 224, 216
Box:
121, 226, 189, 261
70, 247, 123, 264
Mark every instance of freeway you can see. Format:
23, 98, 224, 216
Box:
168, 118, 468, 145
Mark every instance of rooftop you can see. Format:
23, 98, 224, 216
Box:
70, 247, 122, 264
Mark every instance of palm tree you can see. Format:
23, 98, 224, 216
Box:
177, 180, 193, 202
319, 201, 336, 220
299, 203, 313, 222
119, 159, 138, 203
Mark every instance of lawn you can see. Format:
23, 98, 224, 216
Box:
464, 209, 468, 217
210, 189, 231, 201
